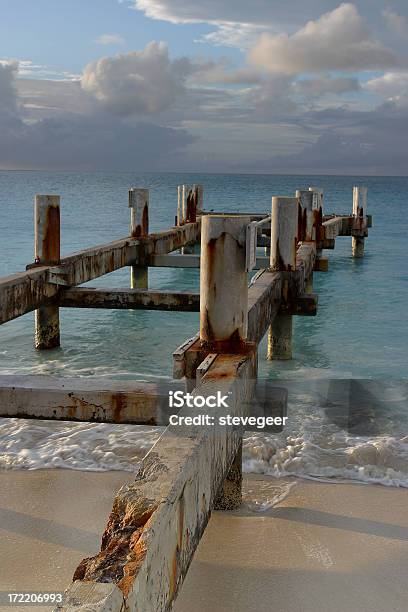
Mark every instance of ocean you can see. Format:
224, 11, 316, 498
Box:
0, 171, 407, 489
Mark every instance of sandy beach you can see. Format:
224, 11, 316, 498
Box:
0, 470, 407, 611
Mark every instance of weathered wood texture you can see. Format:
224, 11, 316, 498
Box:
0, 376, 169, 424
34, 195, 61, 349
61, 353, 256, 612
268, 196, 298, 360
58, 288, 200, 312
200, 215, 249, 350
352, 186, 368, 257
0, 223, 200, 326
129, 188, 149, 289
177, 184, 202, 225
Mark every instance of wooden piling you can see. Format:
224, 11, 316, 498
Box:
296, 189, 314, 242
34, 195, 60, 350
129, 188, 149, 289
200, 214, 250, 510
268, 196, 298, 360
352, 186, 367, 258
200, 215, 249, 352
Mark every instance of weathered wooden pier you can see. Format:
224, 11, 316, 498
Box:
0, 183, 371, 611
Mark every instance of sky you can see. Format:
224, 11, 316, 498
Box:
0, 0, 408, 174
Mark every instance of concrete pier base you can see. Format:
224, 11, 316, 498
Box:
267, 313, 293, 360
35, 306, 60, 350
352, 236, 365, 258
130, 265, 148, 289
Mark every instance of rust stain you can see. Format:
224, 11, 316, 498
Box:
111, 392, 126, 423
73, 494, 158, 596
169, 547, 179, 601
42, 205, 60, 264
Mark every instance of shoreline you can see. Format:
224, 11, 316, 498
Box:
1, 470, 407, 611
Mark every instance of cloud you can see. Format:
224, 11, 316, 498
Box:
294, 75, 361, 97
249, 3, 397, 74
382, 8, 408, 39
0, 62, 18, 111
81, 41, 191, 115
0, 59, 195, 170
95, 34, 126, 45
265, 102, 408, 174
365, 71, 408, 105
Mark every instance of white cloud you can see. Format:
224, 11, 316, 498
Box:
382, 8, 408, 39
81, 41, 191, 115
95, 34, 126, 45
365, 71, 408, 105
0, 60, 195, 170
249, 3, 396, 74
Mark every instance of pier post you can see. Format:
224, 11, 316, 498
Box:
129, 188, 149, 289
200, 214, 250, 510
352, 186, 367, 258
200, 215, 249, 352
296, 190, 314, 292
267, 197, 298, 360
178, 184, 202, 252
309, 186, 324, 257
34, 195, 60, 350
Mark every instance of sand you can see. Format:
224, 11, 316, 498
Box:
0, 470, 407, 612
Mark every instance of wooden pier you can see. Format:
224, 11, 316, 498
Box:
0, 183, 371, 611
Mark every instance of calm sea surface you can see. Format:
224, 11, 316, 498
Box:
0, 172, 407, 489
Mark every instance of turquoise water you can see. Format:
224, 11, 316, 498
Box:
0, 171, 406, 380
0, 171, 407, 484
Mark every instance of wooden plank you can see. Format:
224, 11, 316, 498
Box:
0, 376, 169, 424
0, 223, 201, 325
58, 288, 200, 312
247, 270, 282, 345
0, 267, 58, 325
60, 352, 257, 612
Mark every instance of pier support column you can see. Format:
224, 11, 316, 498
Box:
200, 214, 250, 510
267, 197, 298, 360
34, 195, 60, 350
309, 186, 324, 259
352, 186, 367, 258
200, 215, 249, 351
178, 184, 202, 253
296, 189, 315, 292
129, 188, 149, 289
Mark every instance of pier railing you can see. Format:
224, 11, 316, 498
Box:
0, 183, 371, 611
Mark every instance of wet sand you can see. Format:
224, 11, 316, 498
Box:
0, 471, 407, 611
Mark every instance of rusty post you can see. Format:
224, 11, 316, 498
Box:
296, 189, 314, 292
200, 214, 250, 510
34, 195, 60, 350
129, 188, 149, 289
352, 186, 367, 258
309, 186, 324, 258
296, 189, 314, 242
268, 197, 298, 360
200, 214, 249, 352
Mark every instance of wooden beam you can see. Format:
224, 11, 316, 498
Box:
0, 223, 200, 326
61, 352, 257, 612
58, 288, 200, 312
0, 376, 170, 424
149, 254, 270, 269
